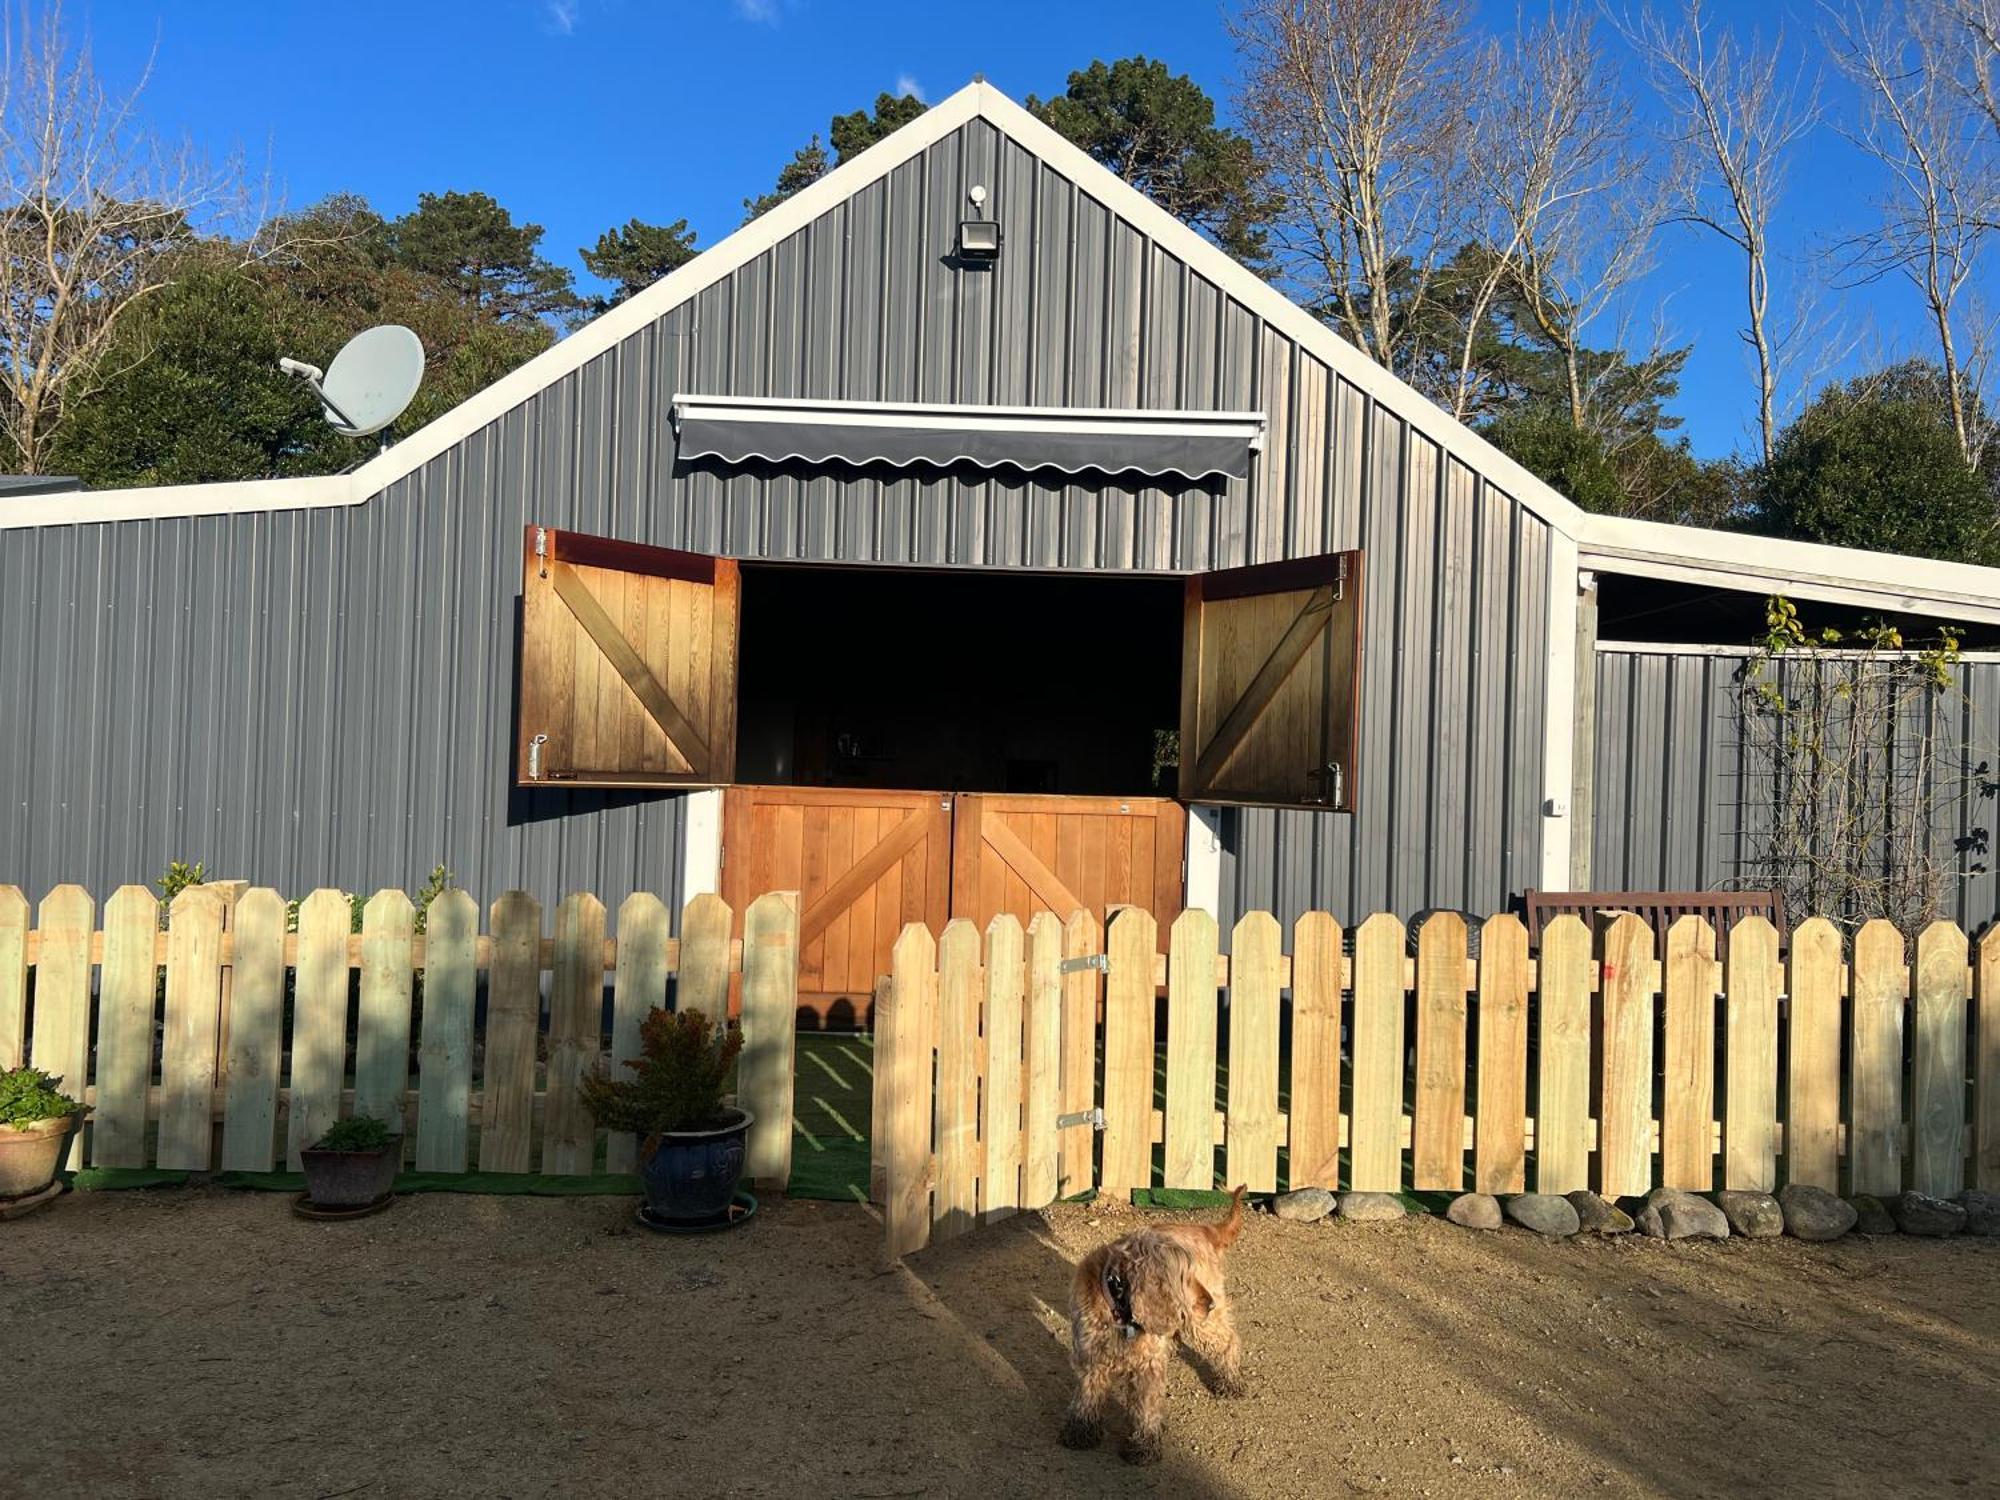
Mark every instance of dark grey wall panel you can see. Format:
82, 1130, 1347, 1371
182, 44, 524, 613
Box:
1, 115, 1552, 931
1592, 646, 2000, 929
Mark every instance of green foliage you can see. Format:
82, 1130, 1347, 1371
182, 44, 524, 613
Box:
1756, 375, 1999, 564
580, 218, 699, 312
388, 190, 579, 324
1483, 407, 1625, 513
311, 1115, 397, 1152
0, 1066, 82, 1127
155, 860, 206, 904
1029, 58, 1279, 268
580, 1006, 742, 1137
744, 92, 926, 221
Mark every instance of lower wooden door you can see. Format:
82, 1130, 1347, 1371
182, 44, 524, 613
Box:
950, 795, 1186, 944
722, 786, 952, 1027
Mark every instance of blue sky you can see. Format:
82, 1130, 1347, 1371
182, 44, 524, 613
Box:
87, 0, 1954, 461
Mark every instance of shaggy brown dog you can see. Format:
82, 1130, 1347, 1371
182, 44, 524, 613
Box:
1060, 1186, 1248, 1465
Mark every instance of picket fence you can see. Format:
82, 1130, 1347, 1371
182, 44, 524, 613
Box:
879, 907, 2000, 1260
0, 884, 802, 1183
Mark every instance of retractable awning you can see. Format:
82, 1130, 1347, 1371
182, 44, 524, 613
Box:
670, 395, 1266, 483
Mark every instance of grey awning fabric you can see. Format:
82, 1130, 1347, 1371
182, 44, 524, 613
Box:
671, 395, 1265, 483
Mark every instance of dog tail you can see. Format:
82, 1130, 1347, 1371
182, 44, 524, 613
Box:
1208, 1184, 1247, 1250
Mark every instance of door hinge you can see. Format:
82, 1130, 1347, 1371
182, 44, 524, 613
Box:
1305, 761, 1344, 807
527, 733, 549, 780
534, 527, 549, 577
1057, 1107, 1106, 1131
1059, 953, 1110, 975
1334, 553, 1349, 601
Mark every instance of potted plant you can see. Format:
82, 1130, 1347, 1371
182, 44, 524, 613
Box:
0, 1067, 86, 1203
300, 1115, 403, 1210
581, 1007, 752, 1225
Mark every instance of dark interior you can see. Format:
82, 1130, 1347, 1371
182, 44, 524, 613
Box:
1598, 571, 2000, 648
734, 564, 1185, 795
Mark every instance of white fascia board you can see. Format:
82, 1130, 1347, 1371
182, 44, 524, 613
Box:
0, 473, 352, 530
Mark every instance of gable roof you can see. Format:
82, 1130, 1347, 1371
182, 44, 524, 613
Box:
5, 81, 1998, 622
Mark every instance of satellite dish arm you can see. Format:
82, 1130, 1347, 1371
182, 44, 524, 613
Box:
276, 356, 360, 432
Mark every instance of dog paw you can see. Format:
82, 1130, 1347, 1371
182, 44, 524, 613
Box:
1212, 1372, 1249, 1400
1120, 1436, 1164, 1466
1059, 1416, 1102, 1450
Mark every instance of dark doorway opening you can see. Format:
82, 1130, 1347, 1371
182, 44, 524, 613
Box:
734, 564, 1185, 795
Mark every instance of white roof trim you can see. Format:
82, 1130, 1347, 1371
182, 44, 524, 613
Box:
4, 79, 2000, 627
1600, 640, 2000, 661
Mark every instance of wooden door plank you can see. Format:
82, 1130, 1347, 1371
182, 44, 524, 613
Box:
1349, 913, 1405, 1193
552, 560, 708, 772
219, 890, 286, 1171
1722, 916, 1780, 1192
544, 893, 607, 1175
981, 915, 1026, 1223
1100, 908, 1158, 1194
1289, 912, 1342, 1189
1412, 913, 1469, 1191
934, 918, 983, 1238
481, 892, 542, 1173
416, 890, 477, 1172
1912, 921, 1969, 1199
1226, 910, 1283, 1192
1191, 586, 1334, 790
355, 890, 417, 1145
1535, 915, 1592, 1194
91, 886, 159, 1168
983, 813, 1087, 922
1786, 918, 1843, 1192
608, 893, 672, 1174
1163, 908, 1220, 1189
822, 808, 855, 1000
1473, 915, 1529, 1195
741, 891, 802, 1189
1022, 912, 1063, 1209
799, 807, 932, 947
1850, 919, 1906, 1197
1598, 914, 1656, 1199
1660, 916, 1718, 1191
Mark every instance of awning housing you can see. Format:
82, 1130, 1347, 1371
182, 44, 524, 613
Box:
671, 395, 1265, 483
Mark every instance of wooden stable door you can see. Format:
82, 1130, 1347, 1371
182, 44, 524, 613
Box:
950, 795, 1184, 940
723, 787, 951, 1027
517, 525, 740, 787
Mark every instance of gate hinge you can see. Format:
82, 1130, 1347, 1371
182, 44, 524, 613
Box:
1334, 553, 1349, 601
1057, 1107, 1106, 1131
1059, 953, 1110, 975
527, 733, 549, 780
535, 526, 549, 577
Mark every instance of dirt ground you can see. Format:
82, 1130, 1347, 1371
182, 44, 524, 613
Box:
7, 1188, 1997, 1500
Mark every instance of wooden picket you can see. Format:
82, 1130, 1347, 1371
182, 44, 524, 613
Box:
159, 889, 227, 1171
874, 895, 2000, 1262
92, 886, 158, 1169
0, 885, 26, 1070
739, 892, 802, 1188
220, 888, 287, 1171
416, 889, 478, 1173
481, 891, 542, 1173
355, 891, 416, 1137
33, 887, 91, 1169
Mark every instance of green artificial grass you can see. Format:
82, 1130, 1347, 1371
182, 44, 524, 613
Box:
211, 1169, 642, 1195
73, 1167, 191, 1191
786, 1031, 875, 1203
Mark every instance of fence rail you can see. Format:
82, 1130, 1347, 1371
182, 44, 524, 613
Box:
880, 907, 2000, 1260
0, 884, 801, 1183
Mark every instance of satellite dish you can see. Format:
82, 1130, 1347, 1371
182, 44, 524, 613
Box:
277, 324, 425, 439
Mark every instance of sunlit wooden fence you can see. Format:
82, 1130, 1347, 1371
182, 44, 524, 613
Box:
0, 884, 801, 1183
878, 907, 2000, 1260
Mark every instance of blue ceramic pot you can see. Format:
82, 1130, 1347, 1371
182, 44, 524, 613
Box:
639, 1108, 753, 1222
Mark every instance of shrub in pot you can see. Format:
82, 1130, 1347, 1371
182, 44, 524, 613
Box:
300, 1115, 403, 1208
0, 1067, 85, 1200
581, 1007, 751, 1223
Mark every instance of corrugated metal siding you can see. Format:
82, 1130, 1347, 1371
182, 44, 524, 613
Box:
1592, 646, 2000, 928
1, 117, 1552, 927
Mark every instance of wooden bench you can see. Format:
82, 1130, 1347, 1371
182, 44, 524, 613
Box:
1522, 889, 1786, 960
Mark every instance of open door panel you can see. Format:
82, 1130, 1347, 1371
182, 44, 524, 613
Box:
517, 525, 739, 787
1178, 551, 1361, 811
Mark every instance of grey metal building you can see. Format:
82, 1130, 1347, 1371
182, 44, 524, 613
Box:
6, 82, 2000, 955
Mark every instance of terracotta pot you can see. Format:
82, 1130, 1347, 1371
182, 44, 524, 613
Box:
0, 1114, 79, 1200
299, 1139, 402, 1208
638, 1108, 753, 1223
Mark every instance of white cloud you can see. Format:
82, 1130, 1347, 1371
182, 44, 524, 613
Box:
734, 0, 780, 22
545, 0, 579, 35
894, 73, 926, 103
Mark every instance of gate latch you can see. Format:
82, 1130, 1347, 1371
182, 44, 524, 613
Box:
1057, 1107, 1106, 1131
1059, 953, 1110, 975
